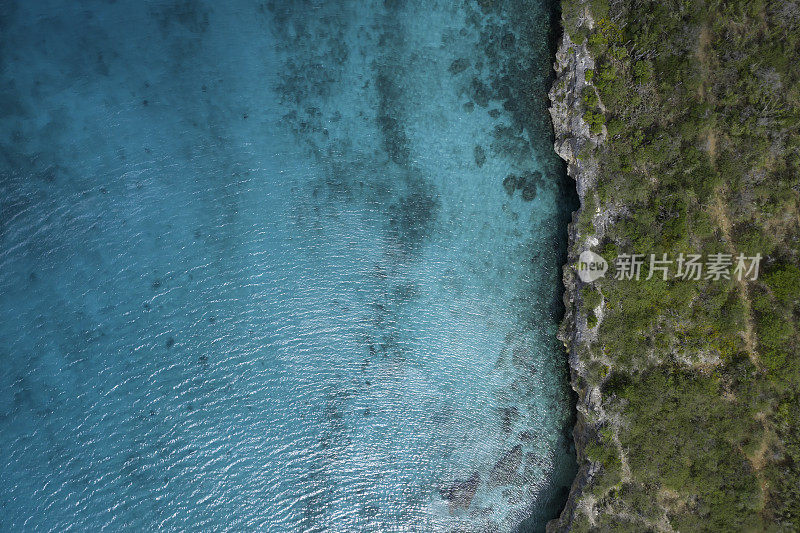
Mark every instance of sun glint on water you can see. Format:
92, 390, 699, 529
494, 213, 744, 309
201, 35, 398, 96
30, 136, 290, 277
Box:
0, 1, 576, 530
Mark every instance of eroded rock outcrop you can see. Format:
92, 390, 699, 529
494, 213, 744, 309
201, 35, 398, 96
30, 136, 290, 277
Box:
546, 23, 609, 533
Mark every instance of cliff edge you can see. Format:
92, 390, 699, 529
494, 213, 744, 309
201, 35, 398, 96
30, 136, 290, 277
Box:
547, 0, 800, 530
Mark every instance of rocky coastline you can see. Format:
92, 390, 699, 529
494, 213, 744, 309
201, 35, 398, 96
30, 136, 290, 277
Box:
544, 0, 800, 528
546, 21, 606, 533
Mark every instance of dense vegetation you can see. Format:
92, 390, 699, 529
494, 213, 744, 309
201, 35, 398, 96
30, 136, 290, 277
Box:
560, 0, 800, 529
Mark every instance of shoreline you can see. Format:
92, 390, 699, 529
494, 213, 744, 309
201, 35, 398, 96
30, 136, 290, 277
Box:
545, 0, 800, 528
546, 13, 603, 532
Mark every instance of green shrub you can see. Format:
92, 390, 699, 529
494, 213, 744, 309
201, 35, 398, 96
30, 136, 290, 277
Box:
755, 309, 795, 373
633, 60, 654, 83
582, 286, 602, 309
581, 87, 599, 108
763, 264, 800, 306
584, 110, 605, 135
605, 117, 624, 137
618, 368, 761, 530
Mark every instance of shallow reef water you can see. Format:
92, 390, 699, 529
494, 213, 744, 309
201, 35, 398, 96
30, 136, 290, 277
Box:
0, 0, 577, 531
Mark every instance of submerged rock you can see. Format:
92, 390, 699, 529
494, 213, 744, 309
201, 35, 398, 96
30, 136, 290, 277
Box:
521, 180, 537, 201
439, 472, 480, 513
503, 174, 518, 196
499, 406, 520, 433
470, 77, 491, 107
449, 57, 470, 75
490, 445, 523, 486
476, 0, 499, 13
500, 32, 515, 50
474, 145, 487, 168
517, 170, 543, 201
501, 170, 542, 200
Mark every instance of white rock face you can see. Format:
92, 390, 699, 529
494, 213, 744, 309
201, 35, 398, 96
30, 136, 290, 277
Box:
547, 26, 614, 533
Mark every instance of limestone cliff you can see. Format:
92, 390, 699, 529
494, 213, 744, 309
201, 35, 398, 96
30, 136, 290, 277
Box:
546, 24, 605, 533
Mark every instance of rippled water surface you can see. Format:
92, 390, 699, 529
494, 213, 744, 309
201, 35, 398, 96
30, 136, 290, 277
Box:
0, 0, 576, 530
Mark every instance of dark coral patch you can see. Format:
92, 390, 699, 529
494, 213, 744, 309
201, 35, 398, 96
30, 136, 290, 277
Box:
448, 57, 470, 75
474, 145, 486, 168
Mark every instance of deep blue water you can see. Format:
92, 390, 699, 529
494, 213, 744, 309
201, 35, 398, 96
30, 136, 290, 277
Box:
0, 1, 576, 531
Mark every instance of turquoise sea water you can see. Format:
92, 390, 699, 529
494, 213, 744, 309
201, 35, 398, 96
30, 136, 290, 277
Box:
0, 1, 576, 530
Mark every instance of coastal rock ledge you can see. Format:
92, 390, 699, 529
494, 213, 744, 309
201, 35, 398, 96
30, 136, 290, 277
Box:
546, 21, 609, 533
